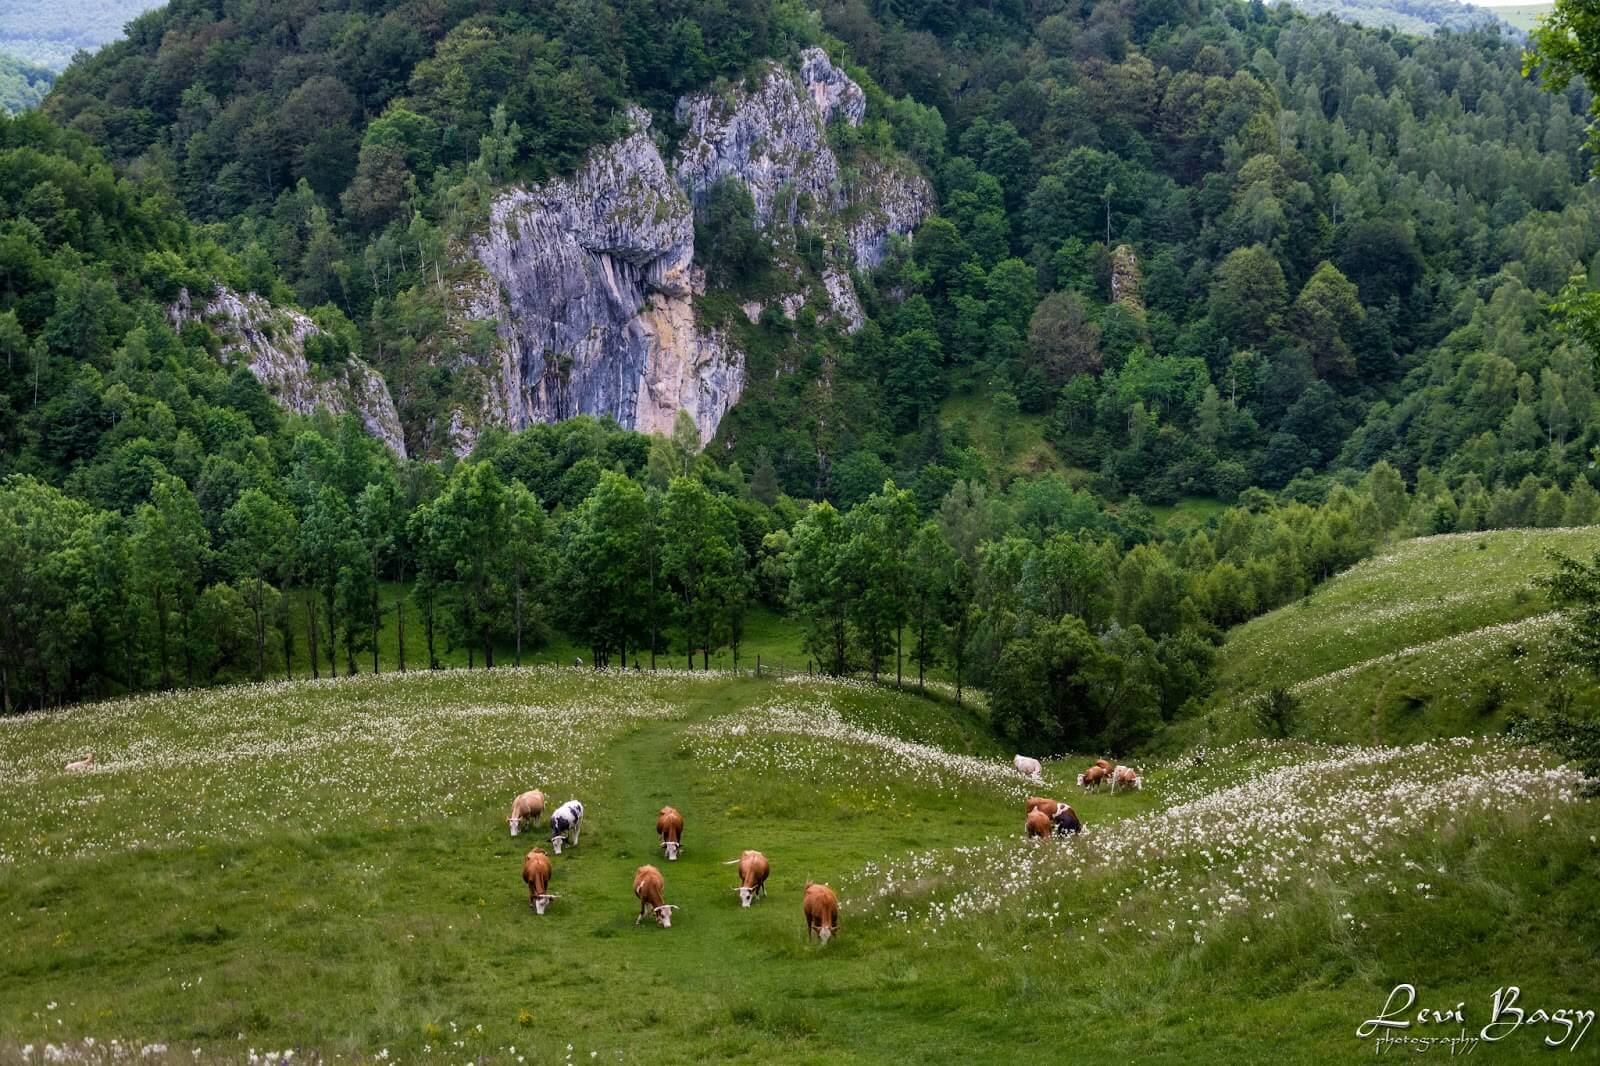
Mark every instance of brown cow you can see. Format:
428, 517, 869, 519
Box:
803, 882, 839, 943
1110, 765, 1142, 792
1026, 796, 1073, 817
509, 789, 545, 836
1078, 765, 1108, 790
66, 752, 94, 772
521, 848, 558, 914
1025, 809, 1053, 838
634, 864, 678, 927
726, 850, 770, 908
656, 806, 685, 861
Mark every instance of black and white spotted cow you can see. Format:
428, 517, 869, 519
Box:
549, 799, 584, 854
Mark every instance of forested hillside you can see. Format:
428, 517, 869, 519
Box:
3, 0, 1600, 756
0, 50, 49, 113
0, 0, 157, 70
1279, 0, 1504, 36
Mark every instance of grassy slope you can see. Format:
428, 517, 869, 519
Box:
1494, 2, 1553, 31
1, 670, 1595, 1062
1176, 527, 1600, 747
938, 392, 1066, 481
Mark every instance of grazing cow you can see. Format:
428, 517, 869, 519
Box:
1025, 809, 1052, 838
634, 864, 677, 927
1094, 758, 1111, 771
1025, 796, 1074, 818
549, 799, 584, 854
1077, 765, 1107, 790
508, 789, 545, 836
1052, 803, 1082, 836
1013, 754, 1043, 779
1110, 765, 1142, 792
65, 752, 94, 772
803, 882, 839, 943
725, 850, 770, 908
656, 806, 684, 861
521, 848, 559, 914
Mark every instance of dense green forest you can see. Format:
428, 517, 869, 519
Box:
4, 0, 1600, 751
0, 50, 50, 113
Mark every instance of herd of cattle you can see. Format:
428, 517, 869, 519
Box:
502, 753, 1140, 941
507, 789, 838, 941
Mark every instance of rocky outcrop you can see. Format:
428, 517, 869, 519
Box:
448, 48, 932, 455
170, 288, 406, 457
1111, 244, 1142, 308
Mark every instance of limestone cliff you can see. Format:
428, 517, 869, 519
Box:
443, 48, 933, 456
171, 288, 407, 457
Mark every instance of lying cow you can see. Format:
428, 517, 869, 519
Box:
549, 799, 584, 854
656, 806, 684, 861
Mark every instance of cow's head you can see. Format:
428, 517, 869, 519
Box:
509, 816, 522, 836
664, 840, 680, 861
533, 893, 558, 915
550, 833, 565, 854
818, 923, 834, 943
653, 904, 678, 928
736, 886, 755, 908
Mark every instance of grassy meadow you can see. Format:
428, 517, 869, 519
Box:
1, 663, 1596, 1062
1175, 527, 1600, 747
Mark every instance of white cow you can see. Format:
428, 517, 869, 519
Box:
1013, 754, 1043, 779
549, 800, 584, 854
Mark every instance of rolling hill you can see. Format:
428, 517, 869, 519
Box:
1176, 526, 1600, 747
1, 667, 1594, 1061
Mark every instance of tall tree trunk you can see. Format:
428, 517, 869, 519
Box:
396, 563, 406, 673
484, 622, 494, 669
155, 589, 170, 689
515, 583, 523, 668
918, 619, 926, 691
896, 624, 903, 687
181, 606, 194, 687
254, 575, 267, 679
324, 586, 337, 679
371, 556, 380, 675
307, 592, 320, 681
423, 595, 436, 670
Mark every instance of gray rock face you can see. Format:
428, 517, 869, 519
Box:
450, 48, 932, 454
170, 288, 407, 457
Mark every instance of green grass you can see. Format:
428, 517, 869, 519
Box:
1176, 527, 1600, 747
1147, 494, 1227, 531
2, 667, 1596, 1062
1495, 2, 1553, 31
938, 391, 1062, 480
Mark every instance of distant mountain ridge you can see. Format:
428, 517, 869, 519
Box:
0, 0, 159, 70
